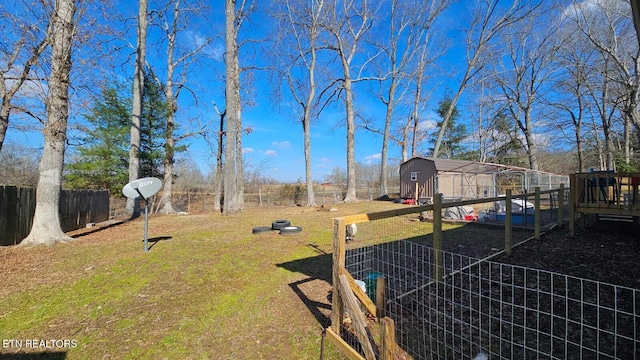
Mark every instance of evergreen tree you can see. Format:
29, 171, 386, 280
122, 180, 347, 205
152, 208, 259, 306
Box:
429, 96, 467, 158
489, 109, 528, 167
65, 70, 171, 194
65, 85, 130, 193
139, 70, 168, 179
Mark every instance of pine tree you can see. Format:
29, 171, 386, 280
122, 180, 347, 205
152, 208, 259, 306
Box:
65, 85, 130, 194
139, 70, 167, 179
430, 96, 467, 159
65, 71, 170, 194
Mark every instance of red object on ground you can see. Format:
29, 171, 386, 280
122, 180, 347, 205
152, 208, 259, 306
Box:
403, 199, 416, 205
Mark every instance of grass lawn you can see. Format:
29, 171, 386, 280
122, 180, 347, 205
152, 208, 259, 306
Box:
1, 200, 425, 359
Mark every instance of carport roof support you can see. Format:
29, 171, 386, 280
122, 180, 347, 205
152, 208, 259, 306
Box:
407, 157, 563, 176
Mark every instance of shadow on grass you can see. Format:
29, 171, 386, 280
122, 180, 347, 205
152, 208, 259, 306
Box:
0, 352, 66, 359
71, 220, 126, 238
276, 223, 536, 333
277, 247, 333, 328
147, 236, 172, 250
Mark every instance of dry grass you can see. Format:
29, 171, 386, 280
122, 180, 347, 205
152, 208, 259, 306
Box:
0, 201, 418, 359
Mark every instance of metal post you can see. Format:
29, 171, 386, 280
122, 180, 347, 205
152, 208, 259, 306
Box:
505, 189, 512, 256
558, 183, 564, 227
534, 187, 541, 240
569, 175, 576, 237
433, 193, 443, 282
144, 201, 149, 252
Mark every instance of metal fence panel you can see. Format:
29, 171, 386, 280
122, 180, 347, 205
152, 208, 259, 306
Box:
346, 242, 639, 359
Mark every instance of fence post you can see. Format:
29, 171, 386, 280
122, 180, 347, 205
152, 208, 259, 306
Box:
569, 175, 575, 237
338, 275, 376, 360
535, 187, 541, 240
505, 189, 512, 256
433, 193, 443, 282
331, 218, 346, 335
376, 276, 386, 318
558, 183, 564, 227
380, 317, 396, 360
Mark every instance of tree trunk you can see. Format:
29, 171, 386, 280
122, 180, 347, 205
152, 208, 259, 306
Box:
21, 0, 75, 246
214, 113, 224, 212
343, 75, 357, 202
126, 0, 148, 217
159, 1, 179, 215
303, 31, 317, 206
236, 108, 244, 208
0, 105, 10, 152
160, 131, 175, 214
624, 115, 630, 165
410, 57, 425, 159
223, 0, 243, 214
160, 126, 175, 213
400, 119, 410, 162
603, 123, 614, 170
433, 84, 465, 158
522, 111, 538, 171
303, 119, 316, 206
379, 107, 390, 196
575, 122, 584, 173
379, 76, 398, 197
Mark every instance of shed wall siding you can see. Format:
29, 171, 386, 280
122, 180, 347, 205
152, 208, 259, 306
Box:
400, 159, 436, 199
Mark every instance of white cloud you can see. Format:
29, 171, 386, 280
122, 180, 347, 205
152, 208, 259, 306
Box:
271, 141, 291, 148
186, 30, 223, 61
418, 119, 437, 132
264, 150, 277, 156
364, 153, 382, 165
242, 147, 254, 154
320, 157, 331, 163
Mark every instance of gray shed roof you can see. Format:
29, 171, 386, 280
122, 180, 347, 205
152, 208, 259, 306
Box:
405, 157, 562, 175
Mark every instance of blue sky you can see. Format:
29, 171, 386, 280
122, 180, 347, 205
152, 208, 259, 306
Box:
178, 1, 466, 182
4, 1, 511, 183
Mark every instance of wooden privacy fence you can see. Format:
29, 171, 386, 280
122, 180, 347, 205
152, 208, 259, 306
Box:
0, 186, 110, 246
329, 186, 566, 360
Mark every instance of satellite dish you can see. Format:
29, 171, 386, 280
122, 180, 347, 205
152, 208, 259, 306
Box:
122, 177, 163, 253
123, 177, 163, 200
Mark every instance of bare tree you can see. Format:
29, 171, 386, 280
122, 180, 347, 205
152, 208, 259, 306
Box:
21, 0, 76, 246
572, 0, 639, 167
126, 0, 149, 217
491, 7, 561, 171
551, 22, 597, 173
0, 142, 40, 186
372, 0, 450, 195
153, 0, 213, 214
322, 0, 378, 202
272, 0, 328, 206
223, 0, 252, 214
565, 0, 637, 171
432, 0, 539, 158
0, 2, 51, 152
211, 101, 225, 212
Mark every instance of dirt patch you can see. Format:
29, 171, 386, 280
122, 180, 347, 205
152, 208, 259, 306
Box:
495, 221, 640, 289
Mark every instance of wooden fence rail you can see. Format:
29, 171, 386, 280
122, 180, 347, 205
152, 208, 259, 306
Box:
329, 186, 567, 359
0, 186, 109, 246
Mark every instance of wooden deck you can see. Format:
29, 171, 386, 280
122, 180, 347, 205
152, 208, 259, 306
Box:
572, 172, 640, 215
